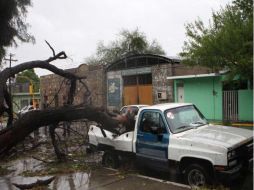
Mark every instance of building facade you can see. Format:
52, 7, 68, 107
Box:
40, 54, 212, 113
40, 64, 106, 109
106, 54, 178, 111
168, 73, 253, 122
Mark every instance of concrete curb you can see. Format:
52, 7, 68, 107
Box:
132, 174, 191, 189
103, 167, 190, 189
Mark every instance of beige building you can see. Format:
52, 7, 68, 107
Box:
40, 64, 106, 109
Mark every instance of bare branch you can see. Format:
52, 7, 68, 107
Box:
45, 40, 55, 57
46, 51, 68, 62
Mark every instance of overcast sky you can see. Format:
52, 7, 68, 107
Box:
6, 0, 231, 76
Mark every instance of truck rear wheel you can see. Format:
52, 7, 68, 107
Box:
184, 164, 212, 188
102, 151, 119, 169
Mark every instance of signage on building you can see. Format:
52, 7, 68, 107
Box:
108, 78, 121, 106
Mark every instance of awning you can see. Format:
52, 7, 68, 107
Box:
167, 71, 227, 80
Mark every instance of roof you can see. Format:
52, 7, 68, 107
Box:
107, 54, 180, 71
166, 71, 227, 80
139, 103, 193, 112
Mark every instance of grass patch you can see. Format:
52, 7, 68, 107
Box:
0, 166, 12, 176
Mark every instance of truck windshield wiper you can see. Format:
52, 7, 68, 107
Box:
190, 121, 207, 126
177, 125, 190, 130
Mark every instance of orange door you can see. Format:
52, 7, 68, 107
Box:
123, 85, 138, 105
138, 85, 153, 105
123, 85, 152, 105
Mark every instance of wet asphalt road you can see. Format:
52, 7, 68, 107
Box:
137, 167, 253, 190
0, 155, 252, 190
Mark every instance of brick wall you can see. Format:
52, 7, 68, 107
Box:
40, 64, 106, 109
172, 64, 212, 76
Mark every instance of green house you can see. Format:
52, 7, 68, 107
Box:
168, 73, 253, 122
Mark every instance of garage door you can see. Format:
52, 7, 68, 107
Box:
123, 74, 152, 105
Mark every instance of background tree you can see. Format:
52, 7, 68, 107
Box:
180, 0, 253, 81
0, 0, 34, 66
16, 69, 40, 91
85, 28, 165, 65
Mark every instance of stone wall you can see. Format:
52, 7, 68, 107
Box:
152, 64, 174, 104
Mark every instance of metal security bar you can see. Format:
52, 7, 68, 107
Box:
223, 91, 238, 121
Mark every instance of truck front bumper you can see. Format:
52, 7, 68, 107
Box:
216, 164, 242, 181
216, 158, 253, 181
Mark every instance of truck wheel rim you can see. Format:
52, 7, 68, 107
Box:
188, 169, 205, 187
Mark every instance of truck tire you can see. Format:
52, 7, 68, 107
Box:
184, 163, 212, 187
102, 151, 119, 169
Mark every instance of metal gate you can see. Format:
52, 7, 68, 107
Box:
223, 90, 238, 121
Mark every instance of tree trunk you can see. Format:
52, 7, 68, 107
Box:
0, 105, 120, 156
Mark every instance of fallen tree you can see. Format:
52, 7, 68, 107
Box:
0, 43, 125, 158
0, 105, 121, 156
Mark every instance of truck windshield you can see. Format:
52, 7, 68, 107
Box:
164, 105, 208, 133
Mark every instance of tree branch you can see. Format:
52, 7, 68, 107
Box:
45, 40, 56, 57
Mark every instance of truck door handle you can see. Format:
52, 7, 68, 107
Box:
137, 134, 143, 137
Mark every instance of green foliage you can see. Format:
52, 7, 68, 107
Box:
0, 0, 34, 65
85, 28, 165, 65
180, 0, 253, 80
16, 69, 40, 91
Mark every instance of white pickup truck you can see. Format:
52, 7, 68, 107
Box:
88, 103, 253, 187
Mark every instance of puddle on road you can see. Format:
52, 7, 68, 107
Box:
5, 157, 44, 177
50, 172, 90, 190
0, 157, 92, 190
0, 173, 91, 190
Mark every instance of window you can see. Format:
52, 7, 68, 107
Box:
123, 74, 152, 86
165, 105, 208, 134
140, 111, 167, 134
123, 75, 137, 86
138, 74, 152, 85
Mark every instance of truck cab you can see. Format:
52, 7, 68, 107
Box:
88, 103, 253, 187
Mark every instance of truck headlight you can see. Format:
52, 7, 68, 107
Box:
228, 150, 236, 159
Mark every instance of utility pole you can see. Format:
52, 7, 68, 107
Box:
4, 53, 18, 94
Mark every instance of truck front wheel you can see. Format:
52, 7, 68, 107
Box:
184, 164, 212, 187
102, 151, 119, 169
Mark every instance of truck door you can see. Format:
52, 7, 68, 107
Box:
136, 110, 169, 170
